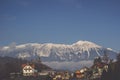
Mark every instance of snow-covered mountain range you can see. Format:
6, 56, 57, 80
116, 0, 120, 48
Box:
0, 40, 117, 62
0, 40, 117, 70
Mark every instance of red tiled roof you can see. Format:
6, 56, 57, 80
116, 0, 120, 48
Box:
22, 64, 35, 68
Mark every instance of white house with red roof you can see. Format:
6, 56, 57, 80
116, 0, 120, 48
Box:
22, 64, 37, 76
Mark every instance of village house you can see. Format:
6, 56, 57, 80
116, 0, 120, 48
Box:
75, 67, 89, 79
38, 70, 55, 76
22, 63, 37, 76
52, 71, 70, 80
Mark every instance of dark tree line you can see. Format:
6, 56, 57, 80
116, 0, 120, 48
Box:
0, 56, 51, 80
0, 56, 27, 79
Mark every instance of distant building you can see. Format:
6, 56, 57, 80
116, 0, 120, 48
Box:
52, 71, 70, 80
38, 70, 55, 76
75, 67, 88, 79
22, 64, 37, 76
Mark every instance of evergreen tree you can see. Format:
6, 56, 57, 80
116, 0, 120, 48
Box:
114, 53, 120, 80
102, 51, 109, 64
94, 56, 102, 65
117, 53, 120, 62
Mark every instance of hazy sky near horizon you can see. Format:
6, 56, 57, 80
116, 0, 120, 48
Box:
0, 0, 120, 51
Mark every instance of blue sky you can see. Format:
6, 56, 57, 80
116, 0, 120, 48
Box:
0, 0, 120, 51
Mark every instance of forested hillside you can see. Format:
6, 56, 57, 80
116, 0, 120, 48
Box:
0, 56, 51, 80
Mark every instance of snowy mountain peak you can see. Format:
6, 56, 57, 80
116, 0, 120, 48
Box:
75, 40, 95, 45
72, 40, 101, 48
